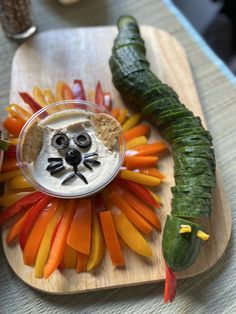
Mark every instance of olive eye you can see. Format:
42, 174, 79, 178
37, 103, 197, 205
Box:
51, 133, 69, 150
73, 132, 91, 148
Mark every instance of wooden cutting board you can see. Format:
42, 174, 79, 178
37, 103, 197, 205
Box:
2, 26, 231, 294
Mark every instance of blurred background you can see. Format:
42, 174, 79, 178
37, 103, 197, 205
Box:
173, 0, 236, 75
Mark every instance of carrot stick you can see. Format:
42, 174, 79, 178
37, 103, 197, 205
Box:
6, 209, 30, 245
124, 124, 150, 141
1, 157, 18, 173
140, 168, 166, 180
67, 199, 92, 255
99, 210, 125, 267
44, 200, 76, 278
117, 188, 161, 230
111, 108, 120, 119
108, 191, 153, 234
127, 142, 167, 156
23, 200, 59, 266
117, 109, 128, 124
76, 252, 88, 273
63, 244, 78, 269
119, 170, 161, 186
124, 156, 158, 169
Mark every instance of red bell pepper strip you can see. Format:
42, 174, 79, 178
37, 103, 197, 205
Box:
95, 81, 104, 107
73, 80, 86, 100
103, 92, 112, 110
62, 82, 74, 100
3, 116, 25, 137
115, 178, 160, 208
0, 191, 45, 225
4, 145, 16, 159
94, 193, 106, 213
1, 157, 18, 173
164, 263, 177, 303
19, 196, 53, 250
19, 92, 43, 113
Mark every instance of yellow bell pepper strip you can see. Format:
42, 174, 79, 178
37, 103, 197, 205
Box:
126, 136, 148, 149
124, 156, 158, 169
87, 211, 105, 271
33, 86, 47, 107
19, 195, 53, 250
164, 263, 176, 303
76, 252, 88, 273
19, 92, 43, 113
150, 191, 162, 205
63, 244, 78, 269
34, 203, 64, 278
119, 170, 161, 186
115, 178, 160, 208
112, 208, 152, 258
116, 187, 161, 231
67, 199, 92, 254
6, 208, 30, 245
44, 199, 76, 278
6, 104, 31, 121
139, 168, 166, 180
8, 175, 33, 191
0, 169, 22, 183
43, 89, 55, 105
111, 108, 120, 119
117, 109, 128, 125
108, 191, 153, 235
0, 191, 45, 224
127, 142, 168, 157
73, 79, 86, 100
3, 116, 25, 137
23, 200, 59, 266
1, 157, 18, 173
0, 192, 32, 207
124, 124, 150, 141
99, 210, 125, 267
55, 81, 64, 101
122, 113, 142, 131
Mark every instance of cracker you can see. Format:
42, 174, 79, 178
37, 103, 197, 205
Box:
21, 121, 44, 163
90, 113, 122, 150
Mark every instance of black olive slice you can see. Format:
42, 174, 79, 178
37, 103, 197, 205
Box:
73, 132, 91, 148
51, 133, 69, 150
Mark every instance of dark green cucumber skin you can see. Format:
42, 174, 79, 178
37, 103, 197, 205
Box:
110, 16, 216, 272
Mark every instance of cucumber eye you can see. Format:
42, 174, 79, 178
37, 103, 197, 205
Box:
51, 133, 69, 150
73, 132, 91, 149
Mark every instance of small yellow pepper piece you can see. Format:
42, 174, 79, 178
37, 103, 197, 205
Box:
126, 136, 148, 149
117, 109, 128, 125
122, 113, 142, 131
43, 89, 55, 105
6, 104, 32, 121
9, 138, 19, 145
8, 175, 33, 191
87, 212, 105, 271
112, 208, 152, 258
150, 192, 162, 204
119, 170, 161, 186
33, 86, 47, 107
179, 224, 192, 234
0, 169, 22, 183
34, 203, 64, 278
197, 230, 210, 241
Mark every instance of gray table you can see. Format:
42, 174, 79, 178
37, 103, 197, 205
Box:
0, 1, 235, 313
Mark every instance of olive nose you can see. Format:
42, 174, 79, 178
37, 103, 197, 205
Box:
65, 149, 82, 166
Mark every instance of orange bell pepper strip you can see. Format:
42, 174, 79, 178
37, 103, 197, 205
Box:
87, 212, 105, 271
111, 108, 120, 119
122, 113, 142, 132
67, 199, 92, 254
62, 82, 74, 100
112, 208, 152, 258
119, 170, 161, 186
43, 89, 55, 105
8, 175, 33, 191
0, 191, 45, 224
124, 156, 158, 169
117, 109, 128, 125
124, 124, 150, 141
126, 136, 148, 149
108, 191, 153, 235
19, 92, 43, 113
127, 142, 168, 156
33, 86, 47, 107
23, 200, 59, 266
44, 199, 76, 278
19, 196, 53, 250
115, 187, 161, 231
6, 208, 30, 245
99, 210, 125, 267
63, 244, 78, 269
76, 252, 88, 273
140, 168, 166, 180
1, 157, 18, 173
34, 203, 64, 278
6, 104, 32, 121
3, 116, 25, 137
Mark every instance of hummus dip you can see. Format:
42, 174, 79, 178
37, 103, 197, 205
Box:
22, 109, 122, 198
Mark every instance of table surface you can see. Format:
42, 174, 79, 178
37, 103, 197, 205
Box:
0, 0, 235, 313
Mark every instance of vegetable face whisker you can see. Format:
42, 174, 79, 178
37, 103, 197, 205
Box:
83, 161, 93, 171
49, 165, 65, 175
46, 161, 63, 171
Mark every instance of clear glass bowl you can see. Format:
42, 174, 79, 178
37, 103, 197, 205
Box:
17, 100, 125, 198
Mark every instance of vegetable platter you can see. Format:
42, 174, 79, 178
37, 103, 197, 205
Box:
0, 24, 231, 295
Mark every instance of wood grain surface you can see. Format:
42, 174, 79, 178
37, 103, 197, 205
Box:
1, 26, 231, 294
